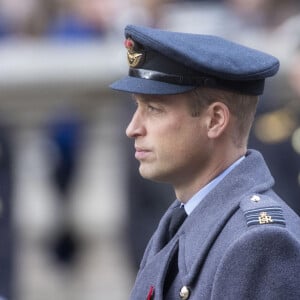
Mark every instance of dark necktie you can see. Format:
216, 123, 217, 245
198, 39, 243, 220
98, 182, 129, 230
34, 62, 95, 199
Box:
163, 206, 188, 296
167, 206, 187, 242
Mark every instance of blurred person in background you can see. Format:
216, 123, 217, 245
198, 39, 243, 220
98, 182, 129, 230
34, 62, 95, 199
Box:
47, 0, 118, 40
0, 0, 56, 37
222, 0, 300, 55
225, 0, 300, 30
46, 110, 85, 267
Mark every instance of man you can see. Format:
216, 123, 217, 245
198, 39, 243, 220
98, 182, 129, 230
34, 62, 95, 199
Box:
110, 25, 300, 299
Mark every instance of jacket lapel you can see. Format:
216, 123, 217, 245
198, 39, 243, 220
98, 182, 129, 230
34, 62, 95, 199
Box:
140, 201, 180, 262
133, 207, 181, 300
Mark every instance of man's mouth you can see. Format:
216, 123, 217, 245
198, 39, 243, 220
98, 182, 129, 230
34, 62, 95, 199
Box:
135, 147, 151, 160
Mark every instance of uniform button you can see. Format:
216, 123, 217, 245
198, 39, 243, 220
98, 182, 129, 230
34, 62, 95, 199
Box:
179, 286, 190, 300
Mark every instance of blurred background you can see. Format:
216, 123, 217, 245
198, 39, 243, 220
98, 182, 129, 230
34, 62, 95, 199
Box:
0, 0, 299, 299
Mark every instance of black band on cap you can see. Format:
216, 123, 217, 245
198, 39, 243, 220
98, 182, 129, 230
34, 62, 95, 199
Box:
129, 68, 265, 95
129, 68, 217, 87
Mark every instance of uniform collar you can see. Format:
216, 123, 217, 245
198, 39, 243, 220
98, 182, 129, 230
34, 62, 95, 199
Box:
183, 156, 245, 215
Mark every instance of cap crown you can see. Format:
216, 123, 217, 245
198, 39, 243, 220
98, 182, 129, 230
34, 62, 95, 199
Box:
110, 25, 280, 95
125, 25, 279, 80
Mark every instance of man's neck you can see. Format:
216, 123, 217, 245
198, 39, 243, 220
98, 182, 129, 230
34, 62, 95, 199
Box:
174, 147, 246, 203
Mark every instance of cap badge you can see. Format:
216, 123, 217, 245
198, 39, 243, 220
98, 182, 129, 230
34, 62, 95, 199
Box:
125, 38, 145, 68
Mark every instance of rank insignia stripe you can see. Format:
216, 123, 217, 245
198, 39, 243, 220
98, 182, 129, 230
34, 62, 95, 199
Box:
243, 206, 286, 227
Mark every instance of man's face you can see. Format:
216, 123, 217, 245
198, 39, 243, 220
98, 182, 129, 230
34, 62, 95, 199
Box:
126, 93, 211, 186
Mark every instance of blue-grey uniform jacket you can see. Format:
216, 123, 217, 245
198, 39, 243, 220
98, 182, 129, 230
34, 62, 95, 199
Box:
130, 150, 300, 300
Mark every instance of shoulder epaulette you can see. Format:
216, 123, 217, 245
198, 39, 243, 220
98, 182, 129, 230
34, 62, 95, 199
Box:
240, 194, 286, 227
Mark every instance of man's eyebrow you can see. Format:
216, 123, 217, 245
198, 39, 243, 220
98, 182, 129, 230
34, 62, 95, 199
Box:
132, 94, 149, 103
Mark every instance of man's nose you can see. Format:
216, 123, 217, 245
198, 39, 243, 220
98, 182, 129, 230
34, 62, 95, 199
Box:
126, 111, 145, 138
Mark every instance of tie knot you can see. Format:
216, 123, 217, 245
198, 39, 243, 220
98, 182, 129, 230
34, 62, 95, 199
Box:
168, 206, 187, 241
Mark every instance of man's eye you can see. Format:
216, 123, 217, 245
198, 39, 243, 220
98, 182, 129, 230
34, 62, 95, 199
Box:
147, 105, 160, 112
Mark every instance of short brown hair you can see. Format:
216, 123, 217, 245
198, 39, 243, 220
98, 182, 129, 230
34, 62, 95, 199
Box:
187, 87, 259, 147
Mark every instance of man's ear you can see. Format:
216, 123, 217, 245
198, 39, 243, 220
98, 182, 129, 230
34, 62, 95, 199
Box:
206, 102, 230, 139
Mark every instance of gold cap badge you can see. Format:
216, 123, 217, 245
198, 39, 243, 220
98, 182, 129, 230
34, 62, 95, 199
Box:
125, 38, 145, 68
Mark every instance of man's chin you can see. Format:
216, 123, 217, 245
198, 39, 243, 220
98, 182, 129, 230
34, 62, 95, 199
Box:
139, 166, 170, 183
